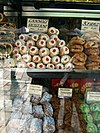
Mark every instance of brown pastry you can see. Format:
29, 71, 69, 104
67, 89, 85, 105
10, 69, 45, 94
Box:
72, 58, 85, 66
72, 52, 87, 62
86, 61, 99, 67
85, 48, 99, 55
70, 45, 83, 53
74, 65, 86, 70
69, 36, 85, 45
88, 55, 100, 63
84, 41, 99, 49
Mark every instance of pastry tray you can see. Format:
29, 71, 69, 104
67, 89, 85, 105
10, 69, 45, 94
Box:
4, 68, 100, 79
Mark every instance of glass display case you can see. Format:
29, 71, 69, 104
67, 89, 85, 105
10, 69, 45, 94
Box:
0, 1, 100, 133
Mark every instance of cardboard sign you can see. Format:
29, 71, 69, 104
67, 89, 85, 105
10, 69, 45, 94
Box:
27, 18, 49, 32
58, 88, 72, 98
87, 92, 100, 102
27, 84, 43, 96
81, 20, 100, 32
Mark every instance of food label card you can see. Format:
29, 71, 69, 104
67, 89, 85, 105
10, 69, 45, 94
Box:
81, 20, 100, 32
27, 18, 49, 32
27, 84, 43, 96
87, 92, 100, 102
58, 88, 72, 98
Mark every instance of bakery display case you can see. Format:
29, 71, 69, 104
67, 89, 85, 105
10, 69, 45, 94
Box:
0, 0, 100, 133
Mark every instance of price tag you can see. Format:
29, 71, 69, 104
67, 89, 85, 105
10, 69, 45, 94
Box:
87, 92, 100, 102
58, 88, 72, 98
27, 18, 49, 32
27, 84, 43, 96
81, 20, 100, 32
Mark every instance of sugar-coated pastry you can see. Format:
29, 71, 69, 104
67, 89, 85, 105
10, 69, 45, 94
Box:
13, 47, 19, 55
65, 62, 74, 70
50, 35, 59, 41
48, 27, 57, 35
39, 33, 49, 41
22, 54, 31, 62
46, 63, 55, 69
36, 39, 46, 48
50, 47, 59, 57
17, 61, 27, 68
52, 56, 60, 65
14, 53, 22, 61
56, 28, 60, 35
27, 62, 36, 68
19, 34, 28, 41
47, 39, 57, 48
19, 45, 28, 55
31, 33, 39, 41
37, 63, 45, 69
60, 46, 69, 56
39, 47, 49, 57
61, 55, 71, 64
26, 40, 35, 47
32, 55, 41, 63
15, 39, 23, 48
42, 55, 51, 64
29, 46, 39, 55
57, 40, 66, 48
55, 63, 64, 69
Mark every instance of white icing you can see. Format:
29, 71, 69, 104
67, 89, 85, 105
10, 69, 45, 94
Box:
57, 40, 66, 48
36, 39, 46, 48
31, 34, 39, 41
39, 47, 49, 57
29, 46, 38, 55
15, 39, 23, 48
47, 39, 56, 48
56, 63, 64, 69
37, 63, 45, 69
19, 45, 28, 54
60, 46, 69, 56
26, 40, 35, 47
48, 27, 57, 35
50, 47, 59, 57
32, 55, 41, 63
52, 56, 60, 65
22, 54, 31, 62
46, 63, 55, 69
14, 53, 22, 61
42, 55, 51, 64
27, 62, 36, 68
61, 55, 71, 64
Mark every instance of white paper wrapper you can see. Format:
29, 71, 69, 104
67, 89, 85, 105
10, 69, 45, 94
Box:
30, 118, 42, 133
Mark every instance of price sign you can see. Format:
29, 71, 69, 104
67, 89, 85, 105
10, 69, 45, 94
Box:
27, 84, 43, 96
81, 20, 100, 32
58, 88, 72, 98
27, 18, 49, 32
87, 92, 100, 102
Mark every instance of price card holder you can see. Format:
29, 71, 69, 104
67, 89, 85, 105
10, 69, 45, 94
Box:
81, 20, 100, 32
27, 18, 49, 33
87, 92, 100, 103
58, 88, 72, 98
27, 84, 43, 96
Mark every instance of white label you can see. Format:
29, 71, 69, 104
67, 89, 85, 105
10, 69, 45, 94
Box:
87, 92, 100, 102
58, 88, 72, 98
27, 84, 43, 96
81, 20, 100, 32
27, 18, 49, 32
